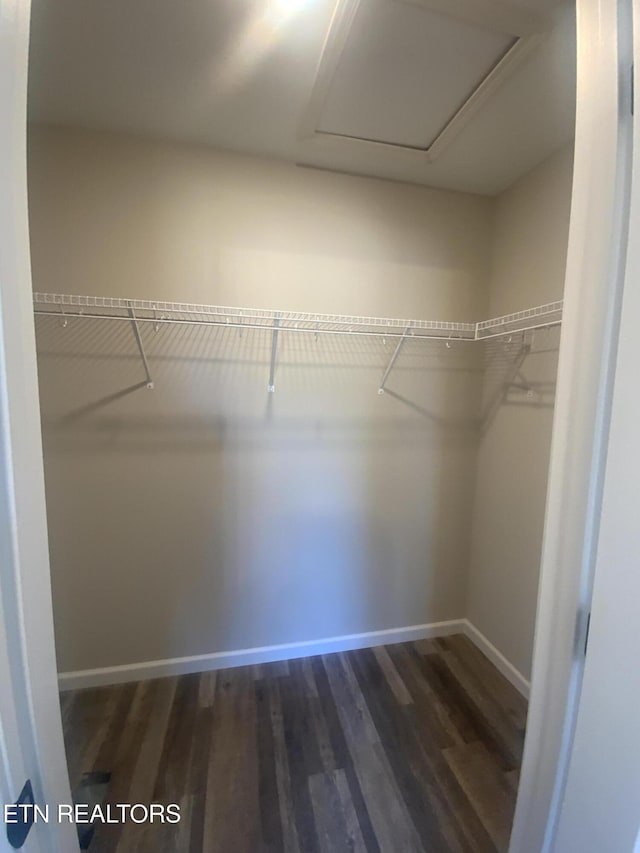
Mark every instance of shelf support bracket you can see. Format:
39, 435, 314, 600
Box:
268, 317, 280, 393
378, 327, 410, 394
127, 304, 154, 389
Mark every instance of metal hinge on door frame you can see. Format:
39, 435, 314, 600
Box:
574, 609, 592, 658
583, 611, 592, 655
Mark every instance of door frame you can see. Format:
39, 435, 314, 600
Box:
0, 0, 78, 850
553, 1, 640, 837
510, 0, 632, 850
0, 0, 631, 851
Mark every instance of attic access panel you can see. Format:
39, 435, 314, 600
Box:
300, 0, 547, 161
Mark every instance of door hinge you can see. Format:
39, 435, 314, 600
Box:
631, 64, 635, 116
584, 611, 592, 656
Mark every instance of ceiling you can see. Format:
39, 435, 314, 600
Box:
27, 0, 576, 196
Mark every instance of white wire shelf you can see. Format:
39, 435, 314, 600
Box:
33, 292, 563, 394
475, 300, 563, 340
32, 292, 477, 341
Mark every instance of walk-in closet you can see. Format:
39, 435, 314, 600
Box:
25, 0, 576, 850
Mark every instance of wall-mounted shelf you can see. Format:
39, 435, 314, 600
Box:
33, 292, 563, 394
475, 300, 563, 340
33, 292, 477, 340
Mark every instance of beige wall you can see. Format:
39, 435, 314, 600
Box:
466, 146, 574, 682
28, 127, 490, 320
29, 126, 574, 679
28, 126, 492, 672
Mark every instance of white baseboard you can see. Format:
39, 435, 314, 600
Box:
58, 619, 466, 691
462, 619, 530, 698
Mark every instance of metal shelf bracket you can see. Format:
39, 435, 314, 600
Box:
378, 326, 411, 395
268, 316, 280, 393
127, 304, 154, 389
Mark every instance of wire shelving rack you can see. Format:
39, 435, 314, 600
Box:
33, 292, 563, 393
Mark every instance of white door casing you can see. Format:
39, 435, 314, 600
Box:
509, 0, 632, 850
553, 0, 640, 848
0, 0, 78, 850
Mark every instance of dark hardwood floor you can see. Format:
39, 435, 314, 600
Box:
60, 634, 527, 853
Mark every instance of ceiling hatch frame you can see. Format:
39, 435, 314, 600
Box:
298, 0, 550, 163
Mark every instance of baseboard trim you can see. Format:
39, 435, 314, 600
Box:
462, 619, 530, 698
58, 619, 466, 691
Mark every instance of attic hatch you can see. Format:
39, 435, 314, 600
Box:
300, 0, 547, 161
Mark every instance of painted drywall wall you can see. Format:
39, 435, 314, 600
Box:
28, 126, 492, 672
466, 145, 574, 682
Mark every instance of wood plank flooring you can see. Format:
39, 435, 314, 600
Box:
60, 634, 527, 853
